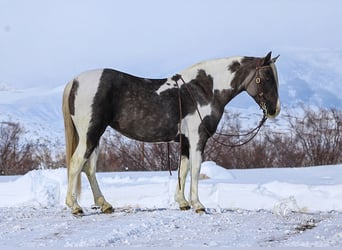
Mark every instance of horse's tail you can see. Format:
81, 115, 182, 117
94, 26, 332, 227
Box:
62, 81, 81, 197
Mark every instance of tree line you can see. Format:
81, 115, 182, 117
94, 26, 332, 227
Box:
0, 106, 341, 175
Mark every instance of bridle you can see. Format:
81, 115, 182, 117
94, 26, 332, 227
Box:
250, 62, 275, 118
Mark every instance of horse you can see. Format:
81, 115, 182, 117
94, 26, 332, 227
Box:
62, 51, 280, 215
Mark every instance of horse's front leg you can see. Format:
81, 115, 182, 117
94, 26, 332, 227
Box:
174, 155, 190, 210
189, 148, 206, 213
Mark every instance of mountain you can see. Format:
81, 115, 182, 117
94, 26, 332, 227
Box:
0, 85, 64, 145
278, 49, 342, 108
1, 50, 341, 144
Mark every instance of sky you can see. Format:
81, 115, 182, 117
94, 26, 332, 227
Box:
1, 0, 341, 88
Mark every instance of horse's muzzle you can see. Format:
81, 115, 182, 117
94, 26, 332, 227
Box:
266, 99, 281, 119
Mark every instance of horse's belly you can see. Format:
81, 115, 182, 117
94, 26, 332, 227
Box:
110, 84, 180, 142
112, 116, 179, 143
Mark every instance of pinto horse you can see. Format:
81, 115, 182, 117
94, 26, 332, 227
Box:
62, 52, 280, 215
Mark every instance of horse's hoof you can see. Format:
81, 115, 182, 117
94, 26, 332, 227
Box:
180, 206, 191, 211
195, 208, 207, 214
72, 208, 84, 216
102, 206, 114, 214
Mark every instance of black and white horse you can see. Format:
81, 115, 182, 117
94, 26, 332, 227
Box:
62, 52, 280, 215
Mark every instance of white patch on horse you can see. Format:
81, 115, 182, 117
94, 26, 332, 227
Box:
180, 57, 241, 91
155, 78, 177, 95
270, 63, 279, 88
156, 57, 240, 95
270, 63, 281, 116
72, 69, 103, 134
181, 103, 212, 137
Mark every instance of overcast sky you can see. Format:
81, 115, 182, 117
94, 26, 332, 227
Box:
1, 0, 341, 88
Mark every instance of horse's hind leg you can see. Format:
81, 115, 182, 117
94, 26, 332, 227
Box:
83, 147, 113, 213
66, 143, 87, 215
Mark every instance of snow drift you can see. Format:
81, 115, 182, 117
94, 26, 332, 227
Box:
1, 161, 341, 214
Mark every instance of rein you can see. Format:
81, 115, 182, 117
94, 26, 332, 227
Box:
169, 74, 184, 187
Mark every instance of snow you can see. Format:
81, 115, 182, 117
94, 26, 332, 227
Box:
0, 161, 342, 247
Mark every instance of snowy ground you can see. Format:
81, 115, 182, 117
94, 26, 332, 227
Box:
0, 161, 342, 247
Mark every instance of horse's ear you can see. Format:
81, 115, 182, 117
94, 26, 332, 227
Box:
260, 51, 272, 66
271, 54, 280, 63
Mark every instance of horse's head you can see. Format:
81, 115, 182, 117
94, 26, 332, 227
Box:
245, 52, 281, 118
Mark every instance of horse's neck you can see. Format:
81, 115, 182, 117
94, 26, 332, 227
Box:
180, 56, 245, 103
181, 56, 243, 89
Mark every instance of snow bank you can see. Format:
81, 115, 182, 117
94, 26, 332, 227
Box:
0, 162, 341, 213
0, 169, 66, 207
200, 161, 235, 180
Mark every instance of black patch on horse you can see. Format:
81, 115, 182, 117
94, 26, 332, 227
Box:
174, 134, 190, 158
229, 57, 257, 90
85, 69, 177, 158
177, 69, 214, 118
228, 60, 241, 73
69, 79, 79, 116
186, 69, 214, 106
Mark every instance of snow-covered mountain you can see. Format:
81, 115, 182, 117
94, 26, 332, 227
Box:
278, 49, 342, 108
0, 85, 64, 143
0, 51, 341, 143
